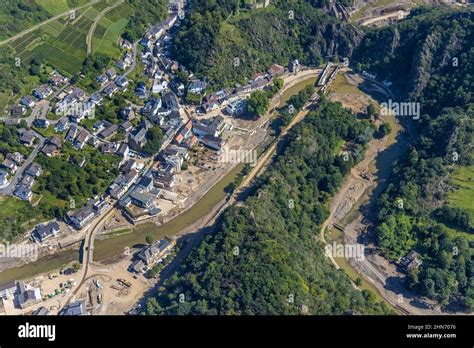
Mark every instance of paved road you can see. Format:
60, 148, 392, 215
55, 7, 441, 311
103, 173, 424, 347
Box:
123, 43, 138, 77
0, 0, 101, 47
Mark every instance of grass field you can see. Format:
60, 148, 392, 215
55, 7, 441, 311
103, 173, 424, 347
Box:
32, 125, 57, 138
0, 196, 30, 219
91, 2, 133, 57
6, 0, 131, 78
36, 0, 72, 15
0, 0, 137, 116
0, 195, 41, 240
92, 17, 128, 57
447, 165, 474, 222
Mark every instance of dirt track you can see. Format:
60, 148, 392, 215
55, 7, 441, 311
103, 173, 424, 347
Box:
321, 78, 450, 314
0, 0, 101, 47
86, 0, 124, 54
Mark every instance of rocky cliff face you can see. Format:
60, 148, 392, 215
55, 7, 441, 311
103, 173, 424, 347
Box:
352, 8, 473, 107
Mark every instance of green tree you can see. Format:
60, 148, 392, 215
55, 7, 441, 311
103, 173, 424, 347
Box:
146, 235, 155, 244
143, 126, 164, 155
366, 103, 379, 120
377, 123, 391, 138
247, 90, 269, 117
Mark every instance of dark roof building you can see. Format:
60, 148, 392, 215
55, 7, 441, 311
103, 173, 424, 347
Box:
15, 281, 42, 309
19, 131, 36, 146
98, 124, 118, 140
31, 221, 60, 243
59, 300, 86, 315
25, 162, 42, 177
32, 306, 50, 315
67, 204, 95, 229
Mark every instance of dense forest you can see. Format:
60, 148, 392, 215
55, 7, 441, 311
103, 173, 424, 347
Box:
172, 0, 361, 89
353, 8, 474, 309
145, 99, 392, 315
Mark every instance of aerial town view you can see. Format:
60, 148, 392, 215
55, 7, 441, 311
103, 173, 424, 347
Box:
0, 0, 472, 346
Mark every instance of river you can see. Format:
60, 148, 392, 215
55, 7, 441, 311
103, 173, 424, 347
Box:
0, 75, 320, 286
0, 249, 80, 285
326, 114, 408, 311
0, 163, 245, 285
94, 163, 245, 261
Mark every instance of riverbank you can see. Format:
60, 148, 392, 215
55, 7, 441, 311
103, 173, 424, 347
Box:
0, 71, 322, 290
94, 162, 244, 261
322, 73, 407, 311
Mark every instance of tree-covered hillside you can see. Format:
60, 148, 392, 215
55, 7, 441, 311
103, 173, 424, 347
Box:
0, 0, 51, 40
145, 99, 391, 315
353, 7, 473, 115
173, 0, 361, 89
353, 8, 474, 310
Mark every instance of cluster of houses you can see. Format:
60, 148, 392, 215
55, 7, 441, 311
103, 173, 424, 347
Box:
66, 197, 109, 229
106, 115, 190, 221
172, 118, 197, 149
97, 68, 117, 87
55, 86, 89, 119
112, 113, 231, 222
101, 71, 130, 98
0, 152, 24, 187
64, 124, 91, 151
41, 135, 62, 157
116, 51, 133, 70
5, 3, 258, 231
129, 236, 176, 274
174, 56, 300, 117
113, 160, 172, 221
109, 161, 138, 200
11, 73, 68, 117
192, 115, 229, 151
0, 281, 42, 310
119, 174, 162, 219
13, 162, 42, 202
167, 61, 289, 116
55, 116, 130, 165
96, 67, 130, 99
0, 278, 85, 314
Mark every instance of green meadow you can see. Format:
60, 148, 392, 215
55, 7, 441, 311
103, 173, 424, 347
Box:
447, 165, 474, 222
